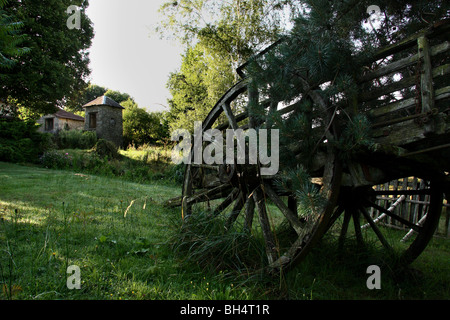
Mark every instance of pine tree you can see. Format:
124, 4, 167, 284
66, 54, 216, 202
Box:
247, 0, 449, 206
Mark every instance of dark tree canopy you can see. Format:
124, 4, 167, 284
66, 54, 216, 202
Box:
0, 0, 94, 115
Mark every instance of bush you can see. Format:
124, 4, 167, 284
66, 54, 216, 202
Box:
39, 150, 73, 169
54, 129, 97, 149
0, 119, 53, 163
92, 139, 119, 159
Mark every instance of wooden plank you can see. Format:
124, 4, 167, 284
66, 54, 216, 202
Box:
418, 36, 435, 113
372, 115, 450, 147
359, 41, 450, 84
358, 74, 416, 103
369, 21, 450, 62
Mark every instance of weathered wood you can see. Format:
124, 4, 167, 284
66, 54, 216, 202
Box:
418, 36, 435, 137
364, 199, 422, 231
359, 41, 450, 84
253, 187, 278, 264
202, 79, 248, 131
166, 183, 232, 207
401, 213, 428, 242
359, 74, 416, 103
363, 195, 406, 229
368, 21, 450, 62
213, 187, 240, 216
244, 196, 255, 232
264, 183, 304, 235
226, 191, 246, 229
369, 85, 450, 119
360, 205, 394, 252
372, 117, 450, 147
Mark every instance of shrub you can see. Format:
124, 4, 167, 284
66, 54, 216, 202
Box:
0, 119, 53, 163
92, 139, 119, 159
54, 129, 97, 149
39, 150, 73, 169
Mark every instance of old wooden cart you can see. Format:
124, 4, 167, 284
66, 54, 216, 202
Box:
167, 21, 450, 272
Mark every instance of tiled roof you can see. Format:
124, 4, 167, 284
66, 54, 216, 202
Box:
82, 95, 124, 109
54, 109, 84, 121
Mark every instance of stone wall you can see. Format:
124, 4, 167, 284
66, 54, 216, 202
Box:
37, 116, 84, 133
84, 105, 123, 147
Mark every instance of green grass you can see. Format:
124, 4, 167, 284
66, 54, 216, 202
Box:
0, 161, 448, 300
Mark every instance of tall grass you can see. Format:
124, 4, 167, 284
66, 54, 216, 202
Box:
171, 210, 267, 273
0, 162, 448, 300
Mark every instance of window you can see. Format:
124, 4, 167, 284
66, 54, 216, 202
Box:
110, 118, 116, 126
45, 118, 54, 131
89, 113, 97, 129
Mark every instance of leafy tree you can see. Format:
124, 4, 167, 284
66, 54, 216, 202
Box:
166, 45, 213, 132
65, 83, 107, 113
0, 0, 94, 115
159, 0, 295, 132
122, 99, 169, 147
104, 89, 134, 105
0, 0, 29, 71
66, 85, 135, 113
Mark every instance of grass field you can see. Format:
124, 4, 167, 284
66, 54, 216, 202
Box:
0, 161, 449, 300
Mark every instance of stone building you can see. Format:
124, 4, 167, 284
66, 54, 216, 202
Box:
83, 95, 124, 147
37, 109, 85, 133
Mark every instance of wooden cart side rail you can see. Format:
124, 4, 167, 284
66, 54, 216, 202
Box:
367, 20, 450, 62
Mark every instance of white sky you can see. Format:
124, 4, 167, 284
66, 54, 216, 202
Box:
85, 0, 184, 112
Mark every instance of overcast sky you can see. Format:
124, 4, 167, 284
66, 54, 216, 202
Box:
85, 0, 184, 112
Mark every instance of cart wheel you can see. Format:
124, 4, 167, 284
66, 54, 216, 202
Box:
179, 80, 344, 273
328, 175, 444, 266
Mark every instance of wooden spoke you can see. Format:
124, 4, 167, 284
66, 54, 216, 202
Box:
359, 205, 394, 252
222, 102, 239, 130
213, 188, 240, 216
187, 184, 233, 205
253, 187, 278, 264
244, 196, 255, 232
264, 183, 303, 235
288, 196, 298, 217
225, 191, 246, 230
371, 189, 431, 196
351, 207, 365, 247
338, 209, 352, 250
364, 200, 422, 231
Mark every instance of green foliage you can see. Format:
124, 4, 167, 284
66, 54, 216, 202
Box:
0, 119, 52, 163
65, 83, 107, 112
122, 100, 169, 146
160, 0, 293, 132
54, 130, 97, 150
0, 0, 30, 71
171, 210, 265, 272
0, 0, 94, 114
104, 89, 134, 105
39, 149, 73, 169
0, 162, 448, 300
247, 0, 450, 194
93, 139, 119, 160
166, 45, 216, 132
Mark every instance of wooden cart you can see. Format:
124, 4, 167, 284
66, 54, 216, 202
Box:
167, 21, 450, 273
